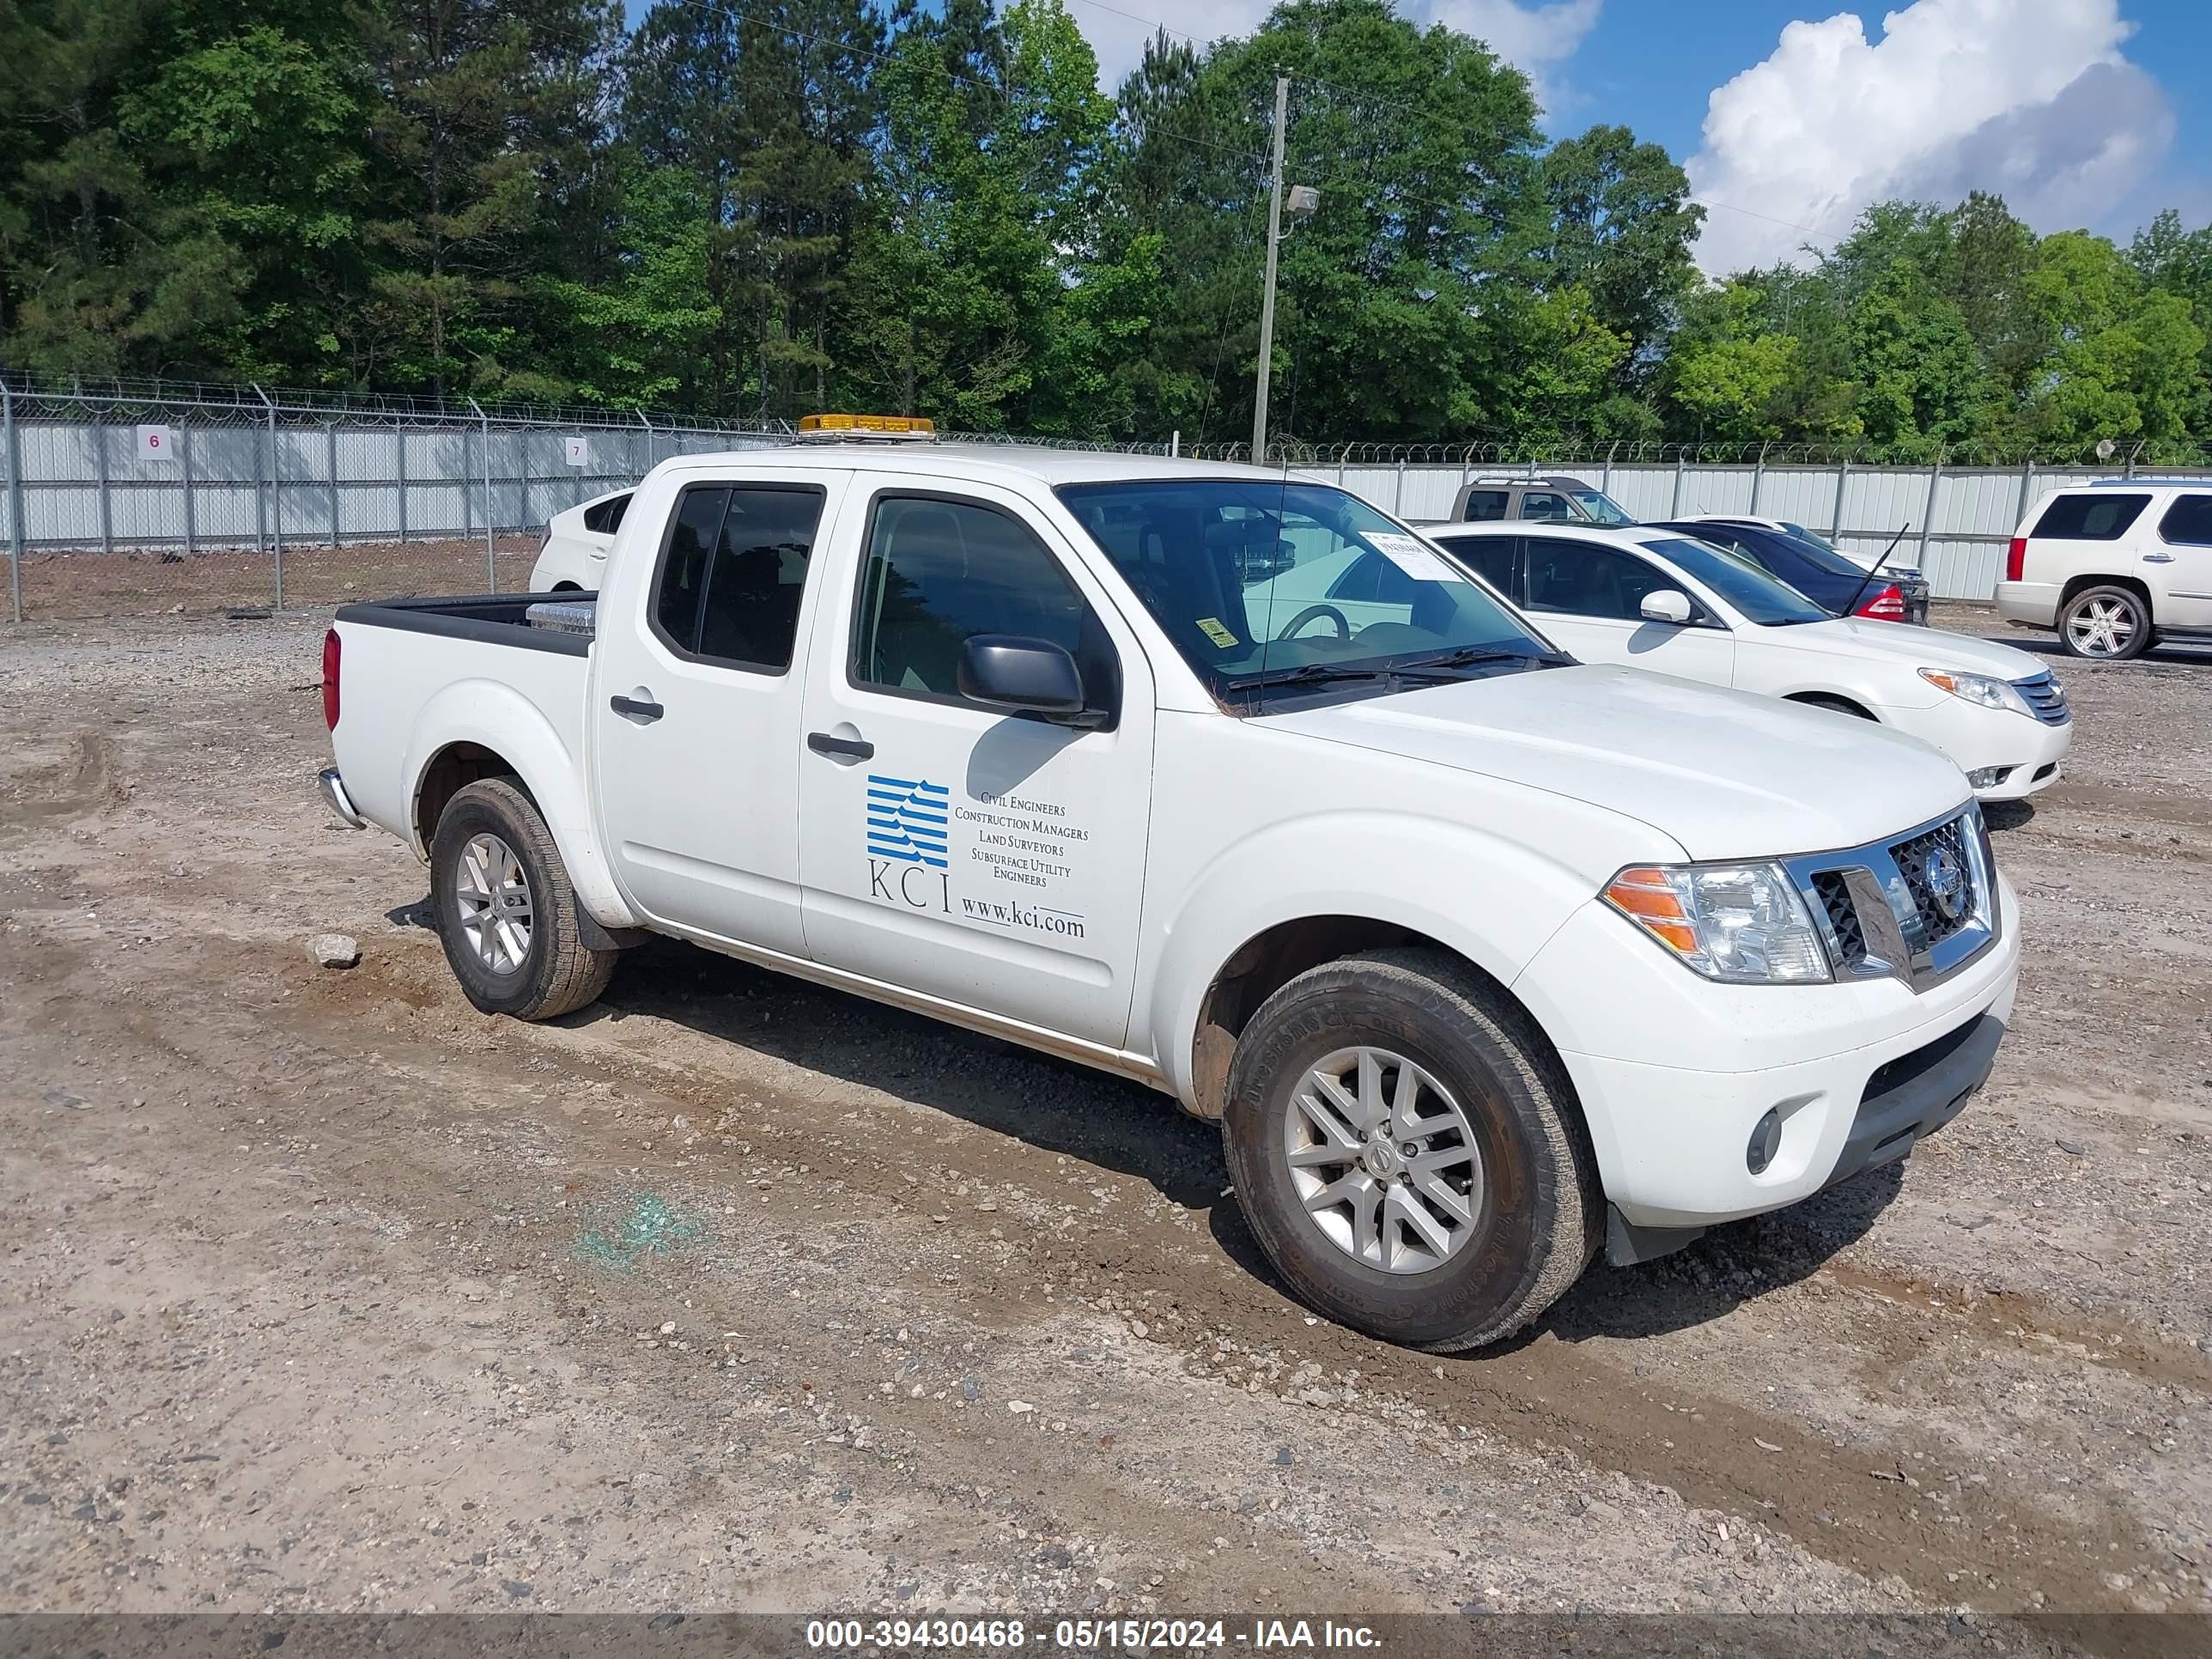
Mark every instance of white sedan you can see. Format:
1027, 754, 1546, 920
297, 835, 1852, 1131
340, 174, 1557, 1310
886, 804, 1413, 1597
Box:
527, 486, 634, 592
1384, 521, 2072, 801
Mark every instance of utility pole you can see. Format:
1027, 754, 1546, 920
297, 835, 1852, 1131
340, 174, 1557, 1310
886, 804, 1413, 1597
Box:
1252, 75, 1290, 468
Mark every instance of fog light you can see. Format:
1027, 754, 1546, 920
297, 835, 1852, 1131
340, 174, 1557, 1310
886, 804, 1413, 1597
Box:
1966, 765, 2011, 788
1747, 1109, 1782, 1176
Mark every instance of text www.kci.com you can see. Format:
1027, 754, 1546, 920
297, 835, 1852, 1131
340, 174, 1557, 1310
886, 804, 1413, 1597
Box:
961, 896, 1086, 939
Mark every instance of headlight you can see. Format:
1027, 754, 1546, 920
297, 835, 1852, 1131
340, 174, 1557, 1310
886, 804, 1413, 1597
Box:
1918, 667, 2032, 717
1603, 863, 1832, 984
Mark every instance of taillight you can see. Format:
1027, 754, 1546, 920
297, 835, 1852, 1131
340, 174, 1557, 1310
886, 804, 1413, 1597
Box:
2005, 536, 2027, 583
1856, 583, 1905, 623
322, 628, 341, 731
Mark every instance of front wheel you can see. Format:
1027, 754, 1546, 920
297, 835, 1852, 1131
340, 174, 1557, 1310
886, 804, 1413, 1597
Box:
1221, 948, 1599, 1352
2059, 585, 2151, 660
430, 778, 616, 1019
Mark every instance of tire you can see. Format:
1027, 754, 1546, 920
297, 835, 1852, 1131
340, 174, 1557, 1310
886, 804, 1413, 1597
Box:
2058, 584, 2151, 660
1221, 947, 1599, 1352
429, 777, 616, 1020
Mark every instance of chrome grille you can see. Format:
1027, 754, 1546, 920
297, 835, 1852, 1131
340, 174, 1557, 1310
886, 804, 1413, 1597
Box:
2013, 671, 2070, 726
1812, 872, 1865, 968
1890, 817, 1978, 946
1787, 806, 1999, 994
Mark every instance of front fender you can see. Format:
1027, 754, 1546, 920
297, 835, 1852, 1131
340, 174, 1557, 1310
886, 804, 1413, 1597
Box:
1140, 808, 1677, 1111
404, 679, 639, 928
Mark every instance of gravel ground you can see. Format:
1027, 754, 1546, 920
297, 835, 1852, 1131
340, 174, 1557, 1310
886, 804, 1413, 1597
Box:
0, 605, 2207, 1632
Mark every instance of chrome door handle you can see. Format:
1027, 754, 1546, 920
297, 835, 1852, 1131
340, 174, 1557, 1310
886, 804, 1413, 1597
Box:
2142, 551, 2175, 563
807, 731, 874, 761
610, 694, 664, 722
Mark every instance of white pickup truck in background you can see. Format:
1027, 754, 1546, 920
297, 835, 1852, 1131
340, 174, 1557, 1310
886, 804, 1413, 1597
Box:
319, 433, 2018, 1351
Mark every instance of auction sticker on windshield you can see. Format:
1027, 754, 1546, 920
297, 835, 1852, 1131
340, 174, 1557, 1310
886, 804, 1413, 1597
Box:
1365, 532, 1460, 584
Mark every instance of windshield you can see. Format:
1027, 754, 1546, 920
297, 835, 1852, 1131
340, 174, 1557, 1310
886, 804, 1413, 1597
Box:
1639, 536, 1832, 626
1056, 479, 1564, 702
1568, 488, 1635, 526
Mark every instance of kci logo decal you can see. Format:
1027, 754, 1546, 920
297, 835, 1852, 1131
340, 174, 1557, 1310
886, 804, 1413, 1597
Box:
866, 774, 951, 912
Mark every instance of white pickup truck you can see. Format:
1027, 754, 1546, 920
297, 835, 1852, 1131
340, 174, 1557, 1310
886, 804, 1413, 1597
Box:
319, 435, 2018, 1351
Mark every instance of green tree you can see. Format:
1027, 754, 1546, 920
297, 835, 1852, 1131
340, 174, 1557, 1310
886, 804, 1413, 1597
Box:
355, 0, 621, 395
1539, 123, 1702, 376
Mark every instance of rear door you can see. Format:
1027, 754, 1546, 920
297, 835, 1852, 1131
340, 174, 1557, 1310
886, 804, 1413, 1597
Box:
793, 477, 1156, 1048
1521, 535, 1735, 684
1428, 533, 1520, 604
592, 468, 849, 957
2151, 493, 2212, 629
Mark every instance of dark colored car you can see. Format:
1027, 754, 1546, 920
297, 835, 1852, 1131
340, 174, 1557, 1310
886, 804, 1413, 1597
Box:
1652, 520, 1931, 626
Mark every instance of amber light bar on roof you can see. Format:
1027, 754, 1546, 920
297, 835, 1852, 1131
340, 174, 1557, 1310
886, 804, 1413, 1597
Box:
796, 412, 936, 440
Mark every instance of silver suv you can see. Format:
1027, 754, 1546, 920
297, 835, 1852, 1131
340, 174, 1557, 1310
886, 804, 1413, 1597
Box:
1445, 475, 1637, 526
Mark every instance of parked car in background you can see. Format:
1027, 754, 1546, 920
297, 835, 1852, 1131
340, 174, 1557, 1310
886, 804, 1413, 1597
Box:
1440, 474, 1638, 526
318, 430, 2017, 1352
1673, 512, 1926, 582
1651, 518, 1931, 626
528, 487, 634, 591
1996, 480, 2212, 659
1423, 520, 2070, 801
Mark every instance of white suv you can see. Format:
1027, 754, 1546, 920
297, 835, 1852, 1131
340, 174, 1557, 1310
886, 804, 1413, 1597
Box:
1996, 480, 2212, 659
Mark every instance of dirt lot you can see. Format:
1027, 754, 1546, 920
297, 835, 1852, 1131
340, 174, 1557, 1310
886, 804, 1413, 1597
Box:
1, 606, 2208, 1632
11, 537, 543, 619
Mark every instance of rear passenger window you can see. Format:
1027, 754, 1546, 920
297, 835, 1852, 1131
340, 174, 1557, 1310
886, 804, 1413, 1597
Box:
2033, 493, 2148, 539
1459, 489, 1510, 521
1434, 536, 1516, 594
650, 484, 823, 672
581, 492, 632, 535
2158, 495, 2212, 544
852, 495, 1117, 720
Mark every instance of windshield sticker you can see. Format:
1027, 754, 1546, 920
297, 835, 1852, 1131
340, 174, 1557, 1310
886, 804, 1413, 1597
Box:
1366, 532, 1462, 585
1196, 617, 1239, 648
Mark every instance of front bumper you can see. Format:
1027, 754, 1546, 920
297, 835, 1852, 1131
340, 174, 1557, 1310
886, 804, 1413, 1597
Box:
1886, 697, 2072, 801
1514, 868, 2020, 1231
1606, 1011, 2002, 1263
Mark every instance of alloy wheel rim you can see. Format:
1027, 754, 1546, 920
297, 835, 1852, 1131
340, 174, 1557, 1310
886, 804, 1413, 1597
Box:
2066, 597, 2137, 657
454, 832, 533, 976
1282, 1046, 1485, 1275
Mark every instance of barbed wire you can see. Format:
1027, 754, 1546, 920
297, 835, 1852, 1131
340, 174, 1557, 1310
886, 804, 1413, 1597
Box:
7, 374, 2212, 471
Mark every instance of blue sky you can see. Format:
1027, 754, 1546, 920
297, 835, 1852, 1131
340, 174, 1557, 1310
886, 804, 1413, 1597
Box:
623, 1, 2209, 273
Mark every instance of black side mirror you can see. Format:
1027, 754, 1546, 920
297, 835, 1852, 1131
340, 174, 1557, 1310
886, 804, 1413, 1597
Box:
957, 635, 1094, 723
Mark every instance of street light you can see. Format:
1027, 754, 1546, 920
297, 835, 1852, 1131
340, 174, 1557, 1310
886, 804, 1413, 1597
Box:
1252, 75, 1318, 467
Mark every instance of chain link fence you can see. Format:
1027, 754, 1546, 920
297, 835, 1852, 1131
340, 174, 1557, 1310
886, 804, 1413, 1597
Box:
7, 374, 2212, 618
0, 377, 791, 620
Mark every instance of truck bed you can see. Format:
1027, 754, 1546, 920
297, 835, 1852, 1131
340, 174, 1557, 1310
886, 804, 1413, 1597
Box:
328, 592, 597, 851
331, 592, 596, 654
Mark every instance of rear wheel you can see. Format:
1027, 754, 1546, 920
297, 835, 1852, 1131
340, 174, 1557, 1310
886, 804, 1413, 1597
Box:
1221, 948, 1599, 1352
430, 778, 615, 1019
2059, 585, 2150, 660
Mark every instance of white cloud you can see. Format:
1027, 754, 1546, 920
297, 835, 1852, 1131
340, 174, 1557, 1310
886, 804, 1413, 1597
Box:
1062, 0, 1601, 113
1685, 0, 2175, 276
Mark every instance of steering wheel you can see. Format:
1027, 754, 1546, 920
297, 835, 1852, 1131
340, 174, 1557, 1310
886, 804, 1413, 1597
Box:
1275, 603, 1351, 642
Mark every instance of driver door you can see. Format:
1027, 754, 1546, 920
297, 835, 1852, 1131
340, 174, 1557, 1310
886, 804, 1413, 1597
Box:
1521, 535, 1736, 685
793, 478, 1157, 1048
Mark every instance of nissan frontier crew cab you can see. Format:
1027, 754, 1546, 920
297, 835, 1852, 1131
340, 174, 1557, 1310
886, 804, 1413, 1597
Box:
319, 424, 2019, 1352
